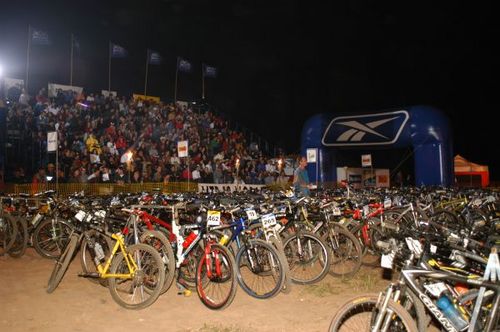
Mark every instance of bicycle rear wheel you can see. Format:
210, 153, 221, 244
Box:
108, 243, 165, 310
80, 230, 114, 286
196, 243, 237, 310
47, 233, 79, 293
322, 225, 362, 278
140, 230, 176, 295
235, 239, 286, 299
0, 212, 17, 256
282, 231, 330, 285
8, 216, 28, 258
329, 294, 418, 332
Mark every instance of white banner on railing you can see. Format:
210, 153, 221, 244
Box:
198, 183, 265, 193
48, 83, 83, 98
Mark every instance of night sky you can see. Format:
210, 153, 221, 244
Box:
1, 1, 498, 179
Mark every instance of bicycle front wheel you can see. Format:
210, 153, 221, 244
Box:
33, 218, 73, 259
329, 294, 418, 332
47, 233, 79, 293
196, 243, 237, 310
108, 243, 165, 310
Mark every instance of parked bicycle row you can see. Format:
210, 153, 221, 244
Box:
1, 186, 498, 314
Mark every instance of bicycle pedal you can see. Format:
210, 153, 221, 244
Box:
78, 272, 100, 278
177, 289, 192, 297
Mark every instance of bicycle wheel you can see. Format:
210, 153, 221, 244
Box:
108, 243, 165, 310
80, 230, 114, 286
0, 212, 17, 256
178, 241, 204, 291
8, 216, 28, 258
350, 223, 384, 267
282, 230, 331, 285
47, 233, 79, 294
33, 218, 73, 259
268, 235, 293, 294
235, 239, 286, 299
329, 294, 418, 332
322, 225, 362, 278
196, 243, 237, 310
140, 230, 176, 295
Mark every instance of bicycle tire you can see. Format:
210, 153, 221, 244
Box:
247, 222, 292, 294
33, 218, 73, 259
8, 216, 28, 258
322, 224, 362, 278
196, 243, 237, 310
282, 230, 331, 285
269, 235, 293, 294
235, 239, 286, 299
47, 233, 79, 294
80, 230, 114, 286
329, 294, 418, 332
140, 230, 176, 295
107, 243, 165, 310
350, 222, 384, 267
0, 212, 18, 256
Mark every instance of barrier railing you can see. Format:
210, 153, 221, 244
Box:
4, 182, 198, 197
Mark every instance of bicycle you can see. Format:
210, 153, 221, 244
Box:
46, 214, 165, 310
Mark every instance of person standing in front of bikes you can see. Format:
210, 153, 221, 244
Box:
293, 156, 312, 197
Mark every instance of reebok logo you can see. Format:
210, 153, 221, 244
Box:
322, 110, 409, 146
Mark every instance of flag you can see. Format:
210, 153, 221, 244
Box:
31, 28, 50, 45
72, 35, 80, 52
177, 57, 192, 73
203, 64, 217, 78
148, 49, 162, 65
110, 42, 128, 58
47, 132, 57, 152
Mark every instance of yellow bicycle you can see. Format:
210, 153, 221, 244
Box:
47, 229, 165, 310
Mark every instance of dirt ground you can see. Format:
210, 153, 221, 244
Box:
0, 249, 389, 332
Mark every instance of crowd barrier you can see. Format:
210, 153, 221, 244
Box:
4, 182, 198, 197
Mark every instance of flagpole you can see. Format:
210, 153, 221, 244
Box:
202, 64, 205, 100
70, 34, 74, 86
108, 42, 111, 93
144, 50, 149, 96
26, 25, 31, 92
174, 58, 178, 103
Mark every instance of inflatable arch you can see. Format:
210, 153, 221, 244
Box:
300, 106, 453, 186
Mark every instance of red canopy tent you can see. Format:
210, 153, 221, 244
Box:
454, 155, 489, 188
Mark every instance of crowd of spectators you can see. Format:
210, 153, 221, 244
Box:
5, 88, 293, 187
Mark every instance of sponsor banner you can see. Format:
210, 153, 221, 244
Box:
101, 90, 117, 97
322, 110, 409, 146
376, 169, 390, 188
47, 83, 83, 98
2, 77, 24, 99
177, 140, 189, 157
198, 183, 265, 193
132, 94, 161, 103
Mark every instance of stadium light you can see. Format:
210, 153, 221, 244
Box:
0, 64, 3, 77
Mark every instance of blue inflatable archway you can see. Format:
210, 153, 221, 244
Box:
300, 106, 453, 186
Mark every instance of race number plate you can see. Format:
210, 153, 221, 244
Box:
207, 210, 221, 226
384, 199, 391, 209
332, 207, 341, 216
261, 213, 277, 229
75, 210, 87, 222
245, 209, 258, 221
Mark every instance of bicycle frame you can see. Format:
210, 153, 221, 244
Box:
94, 232, 137, 279
402, 268, 499, 332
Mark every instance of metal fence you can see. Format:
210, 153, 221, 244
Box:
2, 182, 198, 197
